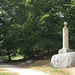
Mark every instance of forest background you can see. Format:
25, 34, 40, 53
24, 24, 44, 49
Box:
0, 0, 75, 61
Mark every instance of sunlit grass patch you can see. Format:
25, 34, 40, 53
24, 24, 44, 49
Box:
11, 54, 24, 60
0, 72, 18, 75
0, 69, 19, 75
0, 54, 23, 61
0, 69, 6, 71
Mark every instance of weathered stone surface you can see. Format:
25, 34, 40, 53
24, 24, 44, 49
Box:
50, 52, 75, 68
25, 60, 33, 64
20, 60, 33, 66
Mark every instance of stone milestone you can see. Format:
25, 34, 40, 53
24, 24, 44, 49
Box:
50, 22, 74, 68
59, 22, 72, 54
50, 52, 75, 68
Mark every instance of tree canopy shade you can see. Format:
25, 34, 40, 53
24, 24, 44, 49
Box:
0, 0, 75, 61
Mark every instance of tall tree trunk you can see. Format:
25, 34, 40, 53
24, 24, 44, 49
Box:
47, 49, 49, 54
7, 50, 11, 61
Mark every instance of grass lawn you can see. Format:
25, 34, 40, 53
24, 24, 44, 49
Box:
0, 69, 6, 71
0, 54, 24, 61
0, 72, 18, 75
0, 69, 19, 75
0, 56, 8, 61
11, 55, 24, 60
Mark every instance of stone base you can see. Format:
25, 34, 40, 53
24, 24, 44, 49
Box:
50, 52, 75, 68
58, 49, 72, 54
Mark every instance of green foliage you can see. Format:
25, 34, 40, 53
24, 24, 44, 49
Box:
0, 0, 75, 60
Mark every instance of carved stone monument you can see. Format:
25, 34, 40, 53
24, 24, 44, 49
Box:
50, 22, 75, 68
58, 22, 72, 54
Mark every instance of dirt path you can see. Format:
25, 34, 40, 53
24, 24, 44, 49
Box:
0, 60, 75, 75
66, 67, 75, 75
0, 60, 49, 75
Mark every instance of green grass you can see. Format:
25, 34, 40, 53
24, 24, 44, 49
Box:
11, 55, 23, 60
0, 69, 19, 75
50, 66, 63, 72
49, 66, 70, 75
0, 56, 8, 61
0, 54, 23, 61
0, 73, 18, 75
0, 69, 6, 71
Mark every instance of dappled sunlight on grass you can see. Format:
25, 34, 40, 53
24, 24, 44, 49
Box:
11, 55, 24, 60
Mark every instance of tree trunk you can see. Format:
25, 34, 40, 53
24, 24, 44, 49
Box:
47, 49, 49, 54
7, 50, 11, 61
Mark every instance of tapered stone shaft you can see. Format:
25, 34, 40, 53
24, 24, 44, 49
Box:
62, 26, 69, 49
58, 22, 72, 54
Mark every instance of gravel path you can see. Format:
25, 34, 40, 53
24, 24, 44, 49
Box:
0, 60, 49, 75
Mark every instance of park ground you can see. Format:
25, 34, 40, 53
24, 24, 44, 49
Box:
0, 53, 75, 75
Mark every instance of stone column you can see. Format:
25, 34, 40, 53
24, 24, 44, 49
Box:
58, 22, 72, 54
62, 25, 69, 49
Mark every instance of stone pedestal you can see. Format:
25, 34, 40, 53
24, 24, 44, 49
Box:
58, 23, 72, 54
58, 49, 72, 54
51, 52, 75, 68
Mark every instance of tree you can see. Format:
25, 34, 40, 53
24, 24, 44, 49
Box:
0, 0, 75, 61
0, 0, 20, 61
